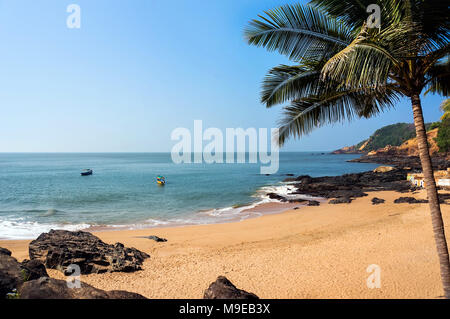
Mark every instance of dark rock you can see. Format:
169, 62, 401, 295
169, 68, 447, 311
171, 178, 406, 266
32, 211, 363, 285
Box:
283, 175, 312, 183
266, 193, 288, 202
293, 207, 299, 210
439, 193, 450, 204
0, 248, 50, 298
203, 276, 259, 299
0, 247, 12, 256
288, 198, 308, 203
20, 259, 48, 281
349, 154, 449, 171
29, 230, 150, 275
290, 169, 413, 199
1, 246, 144, 299
371, 197, 385, 205
19, 277, 147, 299
0, 249, 23, 298
329, 197, 352, 204
307, 200, 320, 206
394, 197, 428, 204
143, 236, 167, 243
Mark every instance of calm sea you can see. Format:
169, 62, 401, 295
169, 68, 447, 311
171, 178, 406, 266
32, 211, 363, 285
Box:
0, 152, 378, 239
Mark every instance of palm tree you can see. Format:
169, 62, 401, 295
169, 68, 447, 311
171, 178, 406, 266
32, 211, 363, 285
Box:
441, 99, 450, 120
245, 0, 450, 297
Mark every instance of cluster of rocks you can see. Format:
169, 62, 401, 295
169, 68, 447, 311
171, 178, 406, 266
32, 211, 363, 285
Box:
349, 154, 449, 171
2, 230, 259, 300
283, 168, 414, 204
0, 246, 146, 299
371, 197, 386, 205
266, 193, 321, 206
394, 197, 429, 204
29, 230, 150, 274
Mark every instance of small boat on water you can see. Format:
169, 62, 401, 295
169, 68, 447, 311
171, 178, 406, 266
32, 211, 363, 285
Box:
156, 175, 165, 185
81, 169, 93, 176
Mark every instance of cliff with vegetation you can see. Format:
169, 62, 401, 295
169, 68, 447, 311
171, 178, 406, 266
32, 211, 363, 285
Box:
332, 123, 434, 154
339, 121, 450, 170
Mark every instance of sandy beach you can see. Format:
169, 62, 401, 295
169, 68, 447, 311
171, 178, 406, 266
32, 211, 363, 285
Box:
1, 189, 449, 299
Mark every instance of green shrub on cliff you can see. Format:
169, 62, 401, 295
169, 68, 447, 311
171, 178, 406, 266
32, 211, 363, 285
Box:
436, 118, 450, 153
362, 123, 432, 151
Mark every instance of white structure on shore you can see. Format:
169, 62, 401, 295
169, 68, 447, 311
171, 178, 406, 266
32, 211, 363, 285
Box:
407, 168, 450, 188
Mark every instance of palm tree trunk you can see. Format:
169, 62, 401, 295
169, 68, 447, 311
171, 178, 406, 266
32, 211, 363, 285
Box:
411, 94, 450, 298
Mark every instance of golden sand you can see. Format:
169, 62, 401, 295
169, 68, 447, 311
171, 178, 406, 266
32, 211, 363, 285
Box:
1, 189, 449, 299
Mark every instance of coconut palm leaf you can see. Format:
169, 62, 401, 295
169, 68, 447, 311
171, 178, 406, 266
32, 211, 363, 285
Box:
244, 4, 353, 61
441, 99, 450, 120
310, 0, 404, 29
425, 58, 450, 96
277, 85, 400, 145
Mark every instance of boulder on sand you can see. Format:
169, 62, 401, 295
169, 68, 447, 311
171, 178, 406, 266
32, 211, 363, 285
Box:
1, 245, 146, 299
394, 197, 428, 204
19, 277, 146, 299
29, 230, 150, 275
371, 197, 385, 205
204, 276, 259, 299
0, 249, 24, 298
373, 166, 395, 173
20, 259, 49, 281
329, 197, 352, 204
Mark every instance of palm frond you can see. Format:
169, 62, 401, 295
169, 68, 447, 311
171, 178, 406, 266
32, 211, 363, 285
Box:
441, 99, 450, 120
425, 58, 450, 96
244, 4, 352, 61
310, 0, 404, 30
277, 85, 400, 145
320, 24, 399, 90
261, 63, 322, 107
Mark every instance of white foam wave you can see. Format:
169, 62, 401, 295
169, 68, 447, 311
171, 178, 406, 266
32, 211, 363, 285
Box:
0, 182, 321, 239
0, 219, 90, 240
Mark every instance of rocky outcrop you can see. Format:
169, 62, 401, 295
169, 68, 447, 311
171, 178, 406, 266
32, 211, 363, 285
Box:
349, 154, 449, 170
394, 197, 428, 204
0, 247, 12, 256
307, 200, 320, 206
267, 193, 288, 202
371, 197, 385, 205
1, 247, 146, 299
267, 192, 321, 206
19, 277, 146, 299
286, 169, 413, 200
0, 249, 24, 298
136, 235, 167, 242
331, 145, 364, 154
203, 276, 259, 299
373, 166, 395, 173
0, 248, 49, 298
329, 197, 352, 204
29, 230, 150, 275
348, 129, 449, 170
20, 259, 49, 281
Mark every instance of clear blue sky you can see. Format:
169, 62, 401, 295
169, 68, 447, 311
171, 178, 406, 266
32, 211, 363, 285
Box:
0, 0, 445, 152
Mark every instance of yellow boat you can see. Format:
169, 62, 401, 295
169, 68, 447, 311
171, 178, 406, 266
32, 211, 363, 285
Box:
156, 176, 165, 186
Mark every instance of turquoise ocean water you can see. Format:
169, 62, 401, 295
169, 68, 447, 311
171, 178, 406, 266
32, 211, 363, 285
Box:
0, 153, 378, 239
